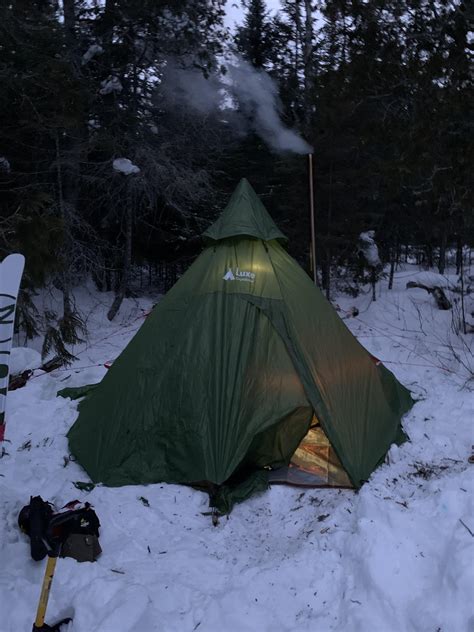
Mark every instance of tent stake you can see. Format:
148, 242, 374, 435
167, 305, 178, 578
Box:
308, 153, 317, 285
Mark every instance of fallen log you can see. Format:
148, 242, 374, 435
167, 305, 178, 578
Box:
406, 281, 452, 310
8, 355, 67, 391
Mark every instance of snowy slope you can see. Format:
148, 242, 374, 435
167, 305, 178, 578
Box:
0, 268, 473, 632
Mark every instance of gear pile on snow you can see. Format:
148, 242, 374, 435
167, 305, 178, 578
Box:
18, 496, 101, 563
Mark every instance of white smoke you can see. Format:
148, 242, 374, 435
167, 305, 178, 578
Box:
162, 57, 312, 154
163, 62, 225, 114
226, 59, 312, 154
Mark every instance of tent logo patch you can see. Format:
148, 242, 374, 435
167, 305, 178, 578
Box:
223, 267, 255, 283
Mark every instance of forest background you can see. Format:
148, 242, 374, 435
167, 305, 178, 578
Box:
0, 0, 472, 358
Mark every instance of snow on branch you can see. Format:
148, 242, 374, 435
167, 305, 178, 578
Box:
100, 76, 123, 95
0, 157, 11, 172
82, 44, 104, 66
359, 230, 381, 267
113, 158, 140, 175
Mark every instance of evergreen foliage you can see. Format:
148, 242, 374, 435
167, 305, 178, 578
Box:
0, 0, 472, 352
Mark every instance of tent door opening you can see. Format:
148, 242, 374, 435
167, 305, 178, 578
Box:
268, 415, 353, 488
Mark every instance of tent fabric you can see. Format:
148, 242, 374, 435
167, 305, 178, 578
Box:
68, 178, 413, 508
202, 178, 287, 244
58, 384, 98, 401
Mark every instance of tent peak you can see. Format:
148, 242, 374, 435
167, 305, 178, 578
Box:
203, 178, 287, 244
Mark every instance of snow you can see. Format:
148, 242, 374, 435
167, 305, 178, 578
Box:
359, 230, 381, 267
0, 267, 473, 632
113, 158, 140, 176
81, 44, 104, 66
99, 76, 123, 95
0, 156, 11, 172
9, 347, 41, 375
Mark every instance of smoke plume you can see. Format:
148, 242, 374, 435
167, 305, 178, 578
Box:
163, 57, 312, 154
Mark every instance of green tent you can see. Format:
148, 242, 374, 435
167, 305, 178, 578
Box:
68, 179, 413, 510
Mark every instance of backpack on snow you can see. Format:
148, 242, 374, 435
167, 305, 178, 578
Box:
18, 496, 101, 563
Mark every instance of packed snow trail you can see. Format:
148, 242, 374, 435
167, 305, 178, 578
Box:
0, 274, 473, 632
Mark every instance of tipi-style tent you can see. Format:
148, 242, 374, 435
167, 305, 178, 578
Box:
68, 179, 413, 511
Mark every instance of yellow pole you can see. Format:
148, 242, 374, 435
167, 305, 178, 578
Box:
34, 555, 58, 628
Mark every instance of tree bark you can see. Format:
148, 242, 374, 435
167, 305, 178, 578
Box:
455, 235, 463, 275
459, 246, 467, 334
60, 1, 83, 320
389, 232, 399, 290
438, 231, 447, 274
426, 243, 433, 268
107, 206, 133, 320
388, 248, 395, 291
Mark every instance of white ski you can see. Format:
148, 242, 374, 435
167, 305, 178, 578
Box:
0, 253, 25, 440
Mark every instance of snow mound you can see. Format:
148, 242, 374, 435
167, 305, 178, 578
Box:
113, 158, 140, 175
9, 347, 41, 375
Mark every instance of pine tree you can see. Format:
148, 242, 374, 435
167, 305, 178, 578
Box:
235, 0, 275, 69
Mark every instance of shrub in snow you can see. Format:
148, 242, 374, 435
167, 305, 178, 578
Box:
100, 76, 123, 95
82, 44, 104, 66
113, 158, 140, 175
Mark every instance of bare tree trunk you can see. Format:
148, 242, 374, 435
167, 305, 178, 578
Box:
460, 247, 467, 335
438, 231, 447, 274
396, 242, 401, 267
388, 249, 396, 291
105, 266, 112, 292
389, 233, 399, 290
54, 133, 73, 321
60, 1, 83, 321
426, 243, 434, 268
371, 267, 377, 302
455, 235, 463, 275
108, 206, 133, 320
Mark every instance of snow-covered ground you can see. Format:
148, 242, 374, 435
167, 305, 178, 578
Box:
1, 266, 473, 632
